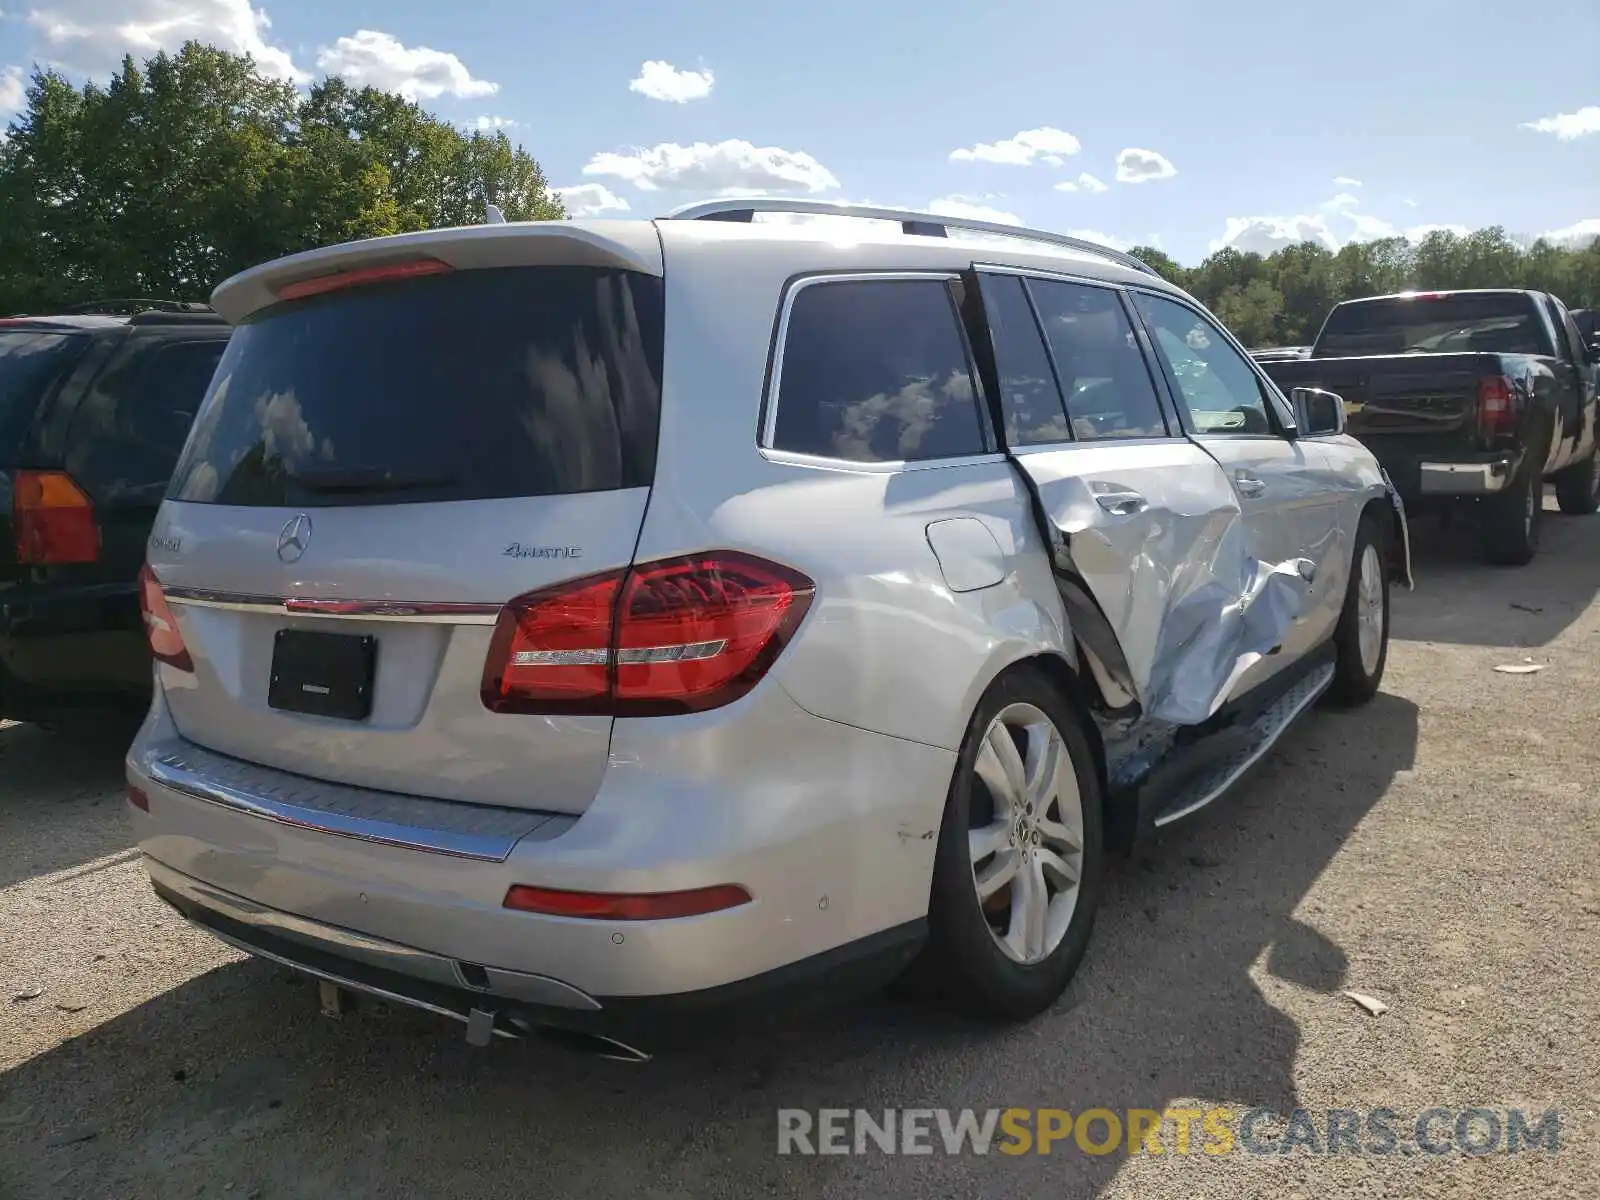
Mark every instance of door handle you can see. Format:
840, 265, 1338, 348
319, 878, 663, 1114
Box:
1233, 471, 1266, 498
1094, 489, 1148, 516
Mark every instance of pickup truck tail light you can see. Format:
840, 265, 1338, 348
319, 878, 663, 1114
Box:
1478, 375, 1516, 436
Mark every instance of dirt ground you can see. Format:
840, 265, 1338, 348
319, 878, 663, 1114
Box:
3, 502, 1598, 1199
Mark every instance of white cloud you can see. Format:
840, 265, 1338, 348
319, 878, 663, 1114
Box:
1333, 176, 1363, 187
472, 115, 516, 131
927, 195, 1022, 225
1522, 105, 1600, 140
1116, 147, 1177, 184
628, 60, 713, 103
949, 127, 1080, 167
1055, 172, 1109, 194
1539, 218, 1600, 249
554, 183, 630, 217
583, 140, 839, 193
25, 0, 306, 82
1211, 214, 1340, 256
1402, 198, 1419, 208
316, 30, 496, 101
1212, 192, 1476, 255
0, 64, 23, 118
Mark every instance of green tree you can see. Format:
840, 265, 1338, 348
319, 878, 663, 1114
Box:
0, 42, 564, 314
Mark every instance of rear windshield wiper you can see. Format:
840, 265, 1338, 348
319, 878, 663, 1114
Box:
285, 468, 457, 495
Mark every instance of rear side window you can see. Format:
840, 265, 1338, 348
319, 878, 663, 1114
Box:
64, 337, 227, 501
771, 277, 988, 463
1027, 280, 1169, 440
978, 274, 1072, 446
169, 266, 664, 507
0, 332, 92, 452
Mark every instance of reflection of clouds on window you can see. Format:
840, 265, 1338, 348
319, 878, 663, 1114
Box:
516, 273, 653, 491
1185, 324, 1211, 350
830, 369, 974, 460
176, 373, 230, 500
254, 389, 318, 461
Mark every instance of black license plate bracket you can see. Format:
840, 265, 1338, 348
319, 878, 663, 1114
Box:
268, 629, 378, 721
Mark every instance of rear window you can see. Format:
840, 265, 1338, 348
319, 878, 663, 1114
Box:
168, 266, 664, 507
1315, 294, 1553, 358
0, 332, 92, 447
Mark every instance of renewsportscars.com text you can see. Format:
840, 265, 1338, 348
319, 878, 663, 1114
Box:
777, 1106, 1563, 1157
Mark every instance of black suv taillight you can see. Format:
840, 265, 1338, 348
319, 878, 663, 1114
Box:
12, 470, 99, 564
481, 552, 814, 717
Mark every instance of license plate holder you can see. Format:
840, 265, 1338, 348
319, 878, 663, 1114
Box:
268, 629, 377, 721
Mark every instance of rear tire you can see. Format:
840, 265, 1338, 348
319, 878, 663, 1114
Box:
1480, 461, 1543, 566
1328, 513, 1389, 707
915, 666, 1105, 1021
1553, 445, 1600, 515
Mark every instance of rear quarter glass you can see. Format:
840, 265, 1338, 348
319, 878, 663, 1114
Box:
167, 266, 665, 507
0, 331, 94, 460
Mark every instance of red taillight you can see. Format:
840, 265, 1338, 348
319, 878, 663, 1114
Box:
12, 470, 99, 565
277, 257, 453, 302
1479, 375, 1516, 435
502, 883, 752, 920
138, 564, 194, 672
481, 552, 814, 716
127, 785, 150, 812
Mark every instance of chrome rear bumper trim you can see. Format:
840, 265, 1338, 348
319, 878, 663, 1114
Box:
134, 737, 572, 862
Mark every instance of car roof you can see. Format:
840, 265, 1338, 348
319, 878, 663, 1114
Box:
210, 203, 1188, 324
0, 314, 129, 332
0, 309, 229, 333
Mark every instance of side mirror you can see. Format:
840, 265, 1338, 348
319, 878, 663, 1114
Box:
1292, 387, 1347, 437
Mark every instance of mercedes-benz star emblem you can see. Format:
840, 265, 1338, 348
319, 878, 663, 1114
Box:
277, 514, 313, 563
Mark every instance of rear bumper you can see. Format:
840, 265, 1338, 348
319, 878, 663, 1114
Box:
1417, 458, 1515, 496
126, 681, 954, 1037
147, 857, 921, 1050
0, 581, 150, 718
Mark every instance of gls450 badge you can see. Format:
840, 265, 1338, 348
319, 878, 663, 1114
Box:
504, 543, 582, 560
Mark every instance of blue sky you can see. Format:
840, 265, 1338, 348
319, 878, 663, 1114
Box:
2, 0, 1596, 263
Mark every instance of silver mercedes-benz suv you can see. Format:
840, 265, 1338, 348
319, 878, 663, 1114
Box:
128, 199, 1412, 1058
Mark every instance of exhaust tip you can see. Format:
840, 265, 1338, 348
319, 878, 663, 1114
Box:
516, 1021, 651, 1064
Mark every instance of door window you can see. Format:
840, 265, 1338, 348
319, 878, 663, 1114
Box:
1027, 279, 1169, 440
1132, 292, 1278, 436
977, 273, 1072, 446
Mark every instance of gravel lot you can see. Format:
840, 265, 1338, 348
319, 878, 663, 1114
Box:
3, 504, 1599, 1199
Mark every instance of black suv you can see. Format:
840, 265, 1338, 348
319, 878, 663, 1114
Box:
1, 302, 230, 725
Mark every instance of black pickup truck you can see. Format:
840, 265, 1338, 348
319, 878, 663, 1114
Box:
1261, 289, 1600, 565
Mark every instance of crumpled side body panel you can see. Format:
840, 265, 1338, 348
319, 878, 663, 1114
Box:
1015, 441, 1317, 729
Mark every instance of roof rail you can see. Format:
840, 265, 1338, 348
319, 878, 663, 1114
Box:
66, 298, 216, 316
662, 198, 1161, 278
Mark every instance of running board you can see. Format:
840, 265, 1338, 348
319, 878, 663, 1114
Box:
1146, 661, 1335, 829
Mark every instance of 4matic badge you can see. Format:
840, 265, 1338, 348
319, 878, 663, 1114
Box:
504, 543, 582, 560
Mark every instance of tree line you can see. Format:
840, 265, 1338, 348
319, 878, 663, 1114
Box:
0, 43, 565, 315
1130, 230, 1600, 349
3, 42, 1597, 335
